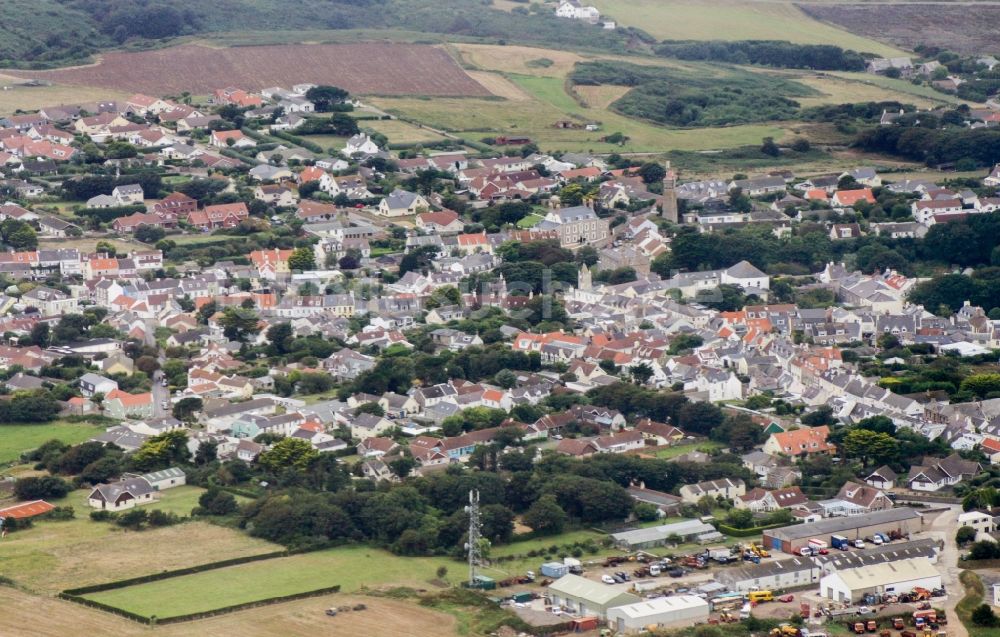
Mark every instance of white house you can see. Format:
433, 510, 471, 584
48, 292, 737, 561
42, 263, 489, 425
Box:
87, 477, 155, 511
958, 510, 994, 536
342, 133, 380, 157
378, 188, 429, 217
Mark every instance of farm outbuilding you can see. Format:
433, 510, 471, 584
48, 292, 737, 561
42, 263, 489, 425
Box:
547, 574, 641, 619
606, 595, 710, 634
819, 557, 941, 603
762, 508, 922, 554
138, 467, 186, 491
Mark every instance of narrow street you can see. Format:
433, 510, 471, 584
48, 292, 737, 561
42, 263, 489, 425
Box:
927, 507, 970, 637
151, 370, 169, 419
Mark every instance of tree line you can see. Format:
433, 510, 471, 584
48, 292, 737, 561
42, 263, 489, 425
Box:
654, 40, 866, 71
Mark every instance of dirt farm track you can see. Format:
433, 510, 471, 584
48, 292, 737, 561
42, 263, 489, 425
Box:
2, 43, 492, 97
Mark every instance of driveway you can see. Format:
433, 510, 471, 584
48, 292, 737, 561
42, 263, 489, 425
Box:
926, 507, 969, 637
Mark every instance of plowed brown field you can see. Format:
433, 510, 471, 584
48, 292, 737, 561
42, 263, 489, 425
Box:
3, 43, 490, 97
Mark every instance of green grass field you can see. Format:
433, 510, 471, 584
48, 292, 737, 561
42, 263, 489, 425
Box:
0, 488, 278, 594
81, 546, 464, 618
591, 0, 903, 57
373, 77, 787, 153
0, 422, 105, 465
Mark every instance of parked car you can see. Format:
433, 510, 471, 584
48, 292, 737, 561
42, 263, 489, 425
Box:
601, 575, 615, 584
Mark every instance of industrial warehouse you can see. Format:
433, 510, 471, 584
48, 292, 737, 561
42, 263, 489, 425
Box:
606, 595, 710, 633
546, 574, 641, 619
762, 508, 924, 554
819, 557, 942, 603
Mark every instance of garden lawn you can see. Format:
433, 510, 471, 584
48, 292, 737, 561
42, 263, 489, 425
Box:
0, 422, 105, 465
653, 440, 725, 459
80, 546, 463, 619
516, 213, 544, 229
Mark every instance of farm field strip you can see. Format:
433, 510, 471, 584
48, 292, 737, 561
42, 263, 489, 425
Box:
79, 546, 462, 618
591, 0, 904, 57
1, 43, 490, 97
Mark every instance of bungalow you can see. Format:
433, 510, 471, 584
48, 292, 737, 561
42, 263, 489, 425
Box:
907, 454, 982, 491
864, 465, 898, 489
981, 437, 1000, 464
819, 481, 893, 517
635, 419, 686, 446
736, 486, 808, 513
357, 436, 401, 458
831, 188, 875, 208
679, 478, 746, 504
87, 477, 155, 511
210, 130, 256, 149
417, 210, 465, 234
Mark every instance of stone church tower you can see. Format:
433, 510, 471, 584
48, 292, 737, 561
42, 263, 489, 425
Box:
661, 161, 678, 223
578, 263, 592, 291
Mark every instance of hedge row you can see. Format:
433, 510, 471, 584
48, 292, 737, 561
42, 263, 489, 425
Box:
716, 521, 798, 537
218, 148, 256, 166
57, 594, 151, 624
268, 130, 324, 154
60, 585, 341, 625
155, 585, 341, 625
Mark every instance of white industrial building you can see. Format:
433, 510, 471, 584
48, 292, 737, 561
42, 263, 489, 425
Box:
547, 574, 641, 619
714, 556, 820, 593
819, 557, 941, 603
606, 595, 710, 634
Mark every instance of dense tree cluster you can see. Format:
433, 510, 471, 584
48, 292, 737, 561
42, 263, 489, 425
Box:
572, 61, 811, 127
855, 125, 1000, 168
655, 40, 866, 71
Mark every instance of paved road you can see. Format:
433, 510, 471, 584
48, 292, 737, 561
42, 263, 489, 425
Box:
927, 506, 970, 637
151, 370, 169, 419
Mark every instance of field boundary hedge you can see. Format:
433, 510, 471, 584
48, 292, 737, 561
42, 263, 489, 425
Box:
62, 540, 345, 596
62, 550, 289, 595
60, 544, 347, 624
60, 585, 342, 625
716, 520, 797, 537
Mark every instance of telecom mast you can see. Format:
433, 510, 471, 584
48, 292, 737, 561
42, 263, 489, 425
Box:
465, 489, 482, 587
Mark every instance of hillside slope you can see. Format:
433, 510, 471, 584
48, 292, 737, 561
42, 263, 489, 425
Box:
0, 0, 636, 69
